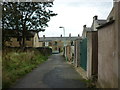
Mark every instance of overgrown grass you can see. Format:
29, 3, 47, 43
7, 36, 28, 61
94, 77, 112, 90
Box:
81, 78, 96, 88
2, 49, 49, 88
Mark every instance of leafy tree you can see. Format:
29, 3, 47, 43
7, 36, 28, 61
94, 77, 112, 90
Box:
2, 2, 57, 48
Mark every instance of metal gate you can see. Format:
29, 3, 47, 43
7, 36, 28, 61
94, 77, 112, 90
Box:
80, 38, 87, 71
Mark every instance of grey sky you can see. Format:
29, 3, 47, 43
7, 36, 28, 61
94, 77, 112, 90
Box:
39, 0, 113, 37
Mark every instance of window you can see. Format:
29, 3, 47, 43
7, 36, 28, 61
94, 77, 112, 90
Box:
17, 37, 22, 41
43, 42, 45, 46
71, 41, 73, 46
26, 37, 31, 41
55, 41, 57, 45
6, 38, 11, 41
45, 42, 49, 46
49, 42, 52, 46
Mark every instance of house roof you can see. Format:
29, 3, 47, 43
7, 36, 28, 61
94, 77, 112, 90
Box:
85, 27, 91, 31
91, 19, 107, 31
3, 29, 38, 37
97, 20, 107, 25
39, 37, 78, 42
82, 27, 91, 35
96, 20, 115, 29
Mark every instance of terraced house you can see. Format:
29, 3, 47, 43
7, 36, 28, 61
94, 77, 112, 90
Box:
39, 34, 78, 52
3, 30, 40, 47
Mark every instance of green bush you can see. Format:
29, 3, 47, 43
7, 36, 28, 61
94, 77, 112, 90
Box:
2, 49, 48, 88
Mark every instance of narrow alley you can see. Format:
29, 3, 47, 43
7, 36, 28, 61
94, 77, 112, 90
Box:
12, 54, 87, 88
2, 1, 120, 89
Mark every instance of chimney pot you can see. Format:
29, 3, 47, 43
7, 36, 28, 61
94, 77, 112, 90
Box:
43, 35, 45, 39
83, 25, 86, 28
93, 15, 98, 20
69, 33, 71, 38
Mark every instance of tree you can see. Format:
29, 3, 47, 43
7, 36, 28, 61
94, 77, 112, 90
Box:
2, 2, 57, 48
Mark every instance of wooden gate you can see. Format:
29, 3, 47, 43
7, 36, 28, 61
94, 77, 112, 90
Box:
80, 38, 87, 71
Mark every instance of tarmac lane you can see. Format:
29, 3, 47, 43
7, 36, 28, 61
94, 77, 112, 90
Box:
12, 54, 87, 88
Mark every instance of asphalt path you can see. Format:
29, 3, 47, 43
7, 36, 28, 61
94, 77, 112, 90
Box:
12, 54, 87, 88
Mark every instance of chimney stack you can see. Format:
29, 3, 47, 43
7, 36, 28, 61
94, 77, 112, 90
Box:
83, 25, 86, 29
69, 33, 71, 38
60, 34, 62, 37
93, 15, 98, 20
43, 35, 45, 39
113, 0, 116, 7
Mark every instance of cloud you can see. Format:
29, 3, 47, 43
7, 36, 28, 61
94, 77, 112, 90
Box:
39, 0, 113, 37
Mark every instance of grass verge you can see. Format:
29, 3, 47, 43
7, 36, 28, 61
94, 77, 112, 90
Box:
2, 49, 49, 88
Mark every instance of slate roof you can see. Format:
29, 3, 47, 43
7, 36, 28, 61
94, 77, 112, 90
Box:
97, 20, 107, 25
96, 20, 115, 29
39, 37, 78, 42
84, 27, 91, 31
82, 27, 91, 38
91, 19, 107, 31
3, 29, 38, 37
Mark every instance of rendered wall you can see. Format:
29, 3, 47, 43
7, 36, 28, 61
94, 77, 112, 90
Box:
87, 31, 98, 79
97, 2, 119, 87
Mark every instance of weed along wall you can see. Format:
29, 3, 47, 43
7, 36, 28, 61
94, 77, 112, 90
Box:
97, 2, 120, 88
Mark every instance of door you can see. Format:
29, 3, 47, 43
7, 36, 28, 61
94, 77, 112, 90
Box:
80, 38, 87, 71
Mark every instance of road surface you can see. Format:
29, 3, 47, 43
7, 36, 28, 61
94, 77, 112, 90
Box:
12, 54, 87, 88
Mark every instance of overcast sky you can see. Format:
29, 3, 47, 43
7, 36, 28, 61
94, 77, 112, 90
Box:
39, 0, 113, 37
